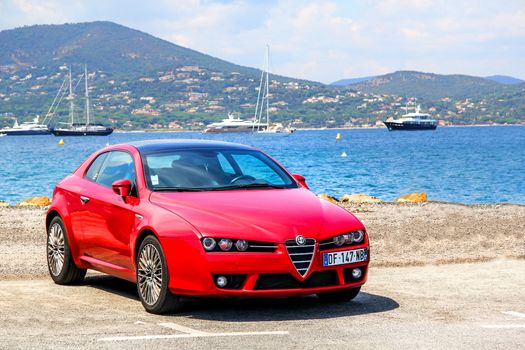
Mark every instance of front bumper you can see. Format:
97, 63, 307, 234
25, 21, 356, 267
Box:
163, 237, 370, 297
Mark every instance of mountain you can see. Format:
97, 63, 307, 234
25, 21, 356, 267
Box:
0, 21, 263, 79
484, 75, 525, 85
345, 71, 520, 100
331, 76, 376, 86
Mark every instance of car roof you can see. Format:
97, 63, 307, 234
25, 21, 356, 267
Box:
125, 139, 257, 153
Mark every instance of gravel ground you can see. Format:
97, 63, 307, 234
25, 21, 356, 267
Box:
0, 202, 524, 279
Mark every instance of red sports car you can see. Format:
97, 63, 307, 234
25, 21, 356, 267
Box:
46, 140, 369, 313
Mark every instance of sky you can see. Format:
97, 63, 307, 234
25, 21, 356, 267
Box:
0, 0, 524, 83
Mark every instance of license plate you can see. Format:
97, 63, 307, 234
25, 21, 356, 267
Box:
323, 248, 368, 267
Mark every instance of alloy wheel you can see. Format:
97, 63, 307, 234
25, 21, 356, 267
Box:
138, 244, 163, 305
47, 223, 65, 276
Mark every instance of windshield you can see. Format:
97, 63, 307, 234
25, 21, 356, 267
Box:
142, 148, 297, 191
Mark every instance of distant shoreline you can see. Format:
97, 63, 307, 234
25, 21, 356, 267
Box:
113, 123, 525, 133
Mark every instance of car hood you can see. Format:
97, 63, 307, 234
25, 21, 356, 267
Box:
149, 188, 364, 242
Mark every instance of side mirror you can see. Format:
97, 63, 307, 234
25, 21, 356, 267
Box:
112, 179, 132, 197
292, 174, 309, 189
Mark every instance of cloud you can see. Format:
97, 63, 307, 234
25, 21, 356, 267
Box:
0, 0, 524, 82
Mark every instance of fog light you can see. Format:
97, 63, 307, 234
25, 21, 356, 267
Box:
353, 230, 364, 243
333, 235, 345, 246
235, 239, 249, 251
351, 268, 362, 279
218, 238, 233, 251
202, 237, 216, 251
216, 275, 228, 288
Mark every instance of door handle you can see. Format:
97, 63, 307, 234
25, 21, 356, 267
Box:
80, 195, 90, 204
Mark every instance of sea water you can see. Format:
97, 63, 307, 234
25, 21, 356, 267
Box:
0, 126, 523, 204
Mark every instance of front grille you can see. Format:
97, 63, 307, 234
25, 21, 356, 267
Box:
254, 271, 338, 290
285, 238, 315, 276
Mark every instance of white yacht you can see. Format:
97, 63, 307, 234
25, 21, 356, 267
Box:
383, 105, 437, 131
0, 117, 50, 135
204, 113, 268, 133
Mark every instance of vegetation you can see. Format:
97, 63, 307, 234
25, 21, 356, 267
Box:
0, 22, 524, 130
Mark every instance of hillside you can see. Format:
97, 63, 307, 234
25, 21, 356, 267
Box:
346, 71, 522, 100
0, 21, 282, 79
484, 75, 525, 85
0, 22, 524, 129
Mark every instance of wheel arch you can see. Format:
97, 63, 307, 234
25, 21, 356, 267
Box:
134, 228, 161, 262
45, 209, 62, 230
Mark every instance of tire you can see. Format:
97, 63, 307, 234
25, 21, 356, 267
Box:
317, 287, 361, 302
47, 216, 86, 284
136, 236, 182, 314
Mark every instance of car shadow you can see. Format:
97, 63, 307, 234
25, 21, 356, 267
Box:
84, 274, 140, 301
83, 275, 399, 321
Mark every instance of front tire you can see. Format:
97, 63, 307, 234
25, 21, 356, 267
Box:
317, 287, 361, 302
136, 236, 181, 314
47, 216, 86, 284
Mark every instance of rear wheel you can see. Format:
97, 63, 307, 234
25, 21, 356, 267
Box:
137, 236, 181, 314
317, 287, 361, 302
47, 216, 86, 284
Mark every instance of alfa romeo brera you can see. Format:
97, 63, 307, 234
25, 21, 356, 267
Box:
46, 140, 370, 314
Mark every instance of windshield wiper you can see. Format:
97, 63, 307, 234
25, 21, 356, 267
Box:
152, 187, 209, 192
209, 183, 287, 191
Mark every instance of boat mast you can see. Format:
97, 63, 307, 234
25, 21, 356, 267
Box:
84, 64, 90, 128
68, 67, 75, 125
265, 44, 270, 127
253, 54, 265, 132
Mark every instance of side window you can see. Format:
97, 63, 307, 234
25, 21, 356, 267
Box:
85, 153, 108, 182
96, 151, 136, 188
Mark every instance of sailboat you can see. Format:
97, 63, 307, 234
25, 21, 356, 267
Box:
253, 45, 295, 134
49, 65, 113, 136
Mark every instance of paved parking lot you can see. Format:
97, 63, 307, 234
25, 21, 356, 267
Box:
1, 259, 524, 349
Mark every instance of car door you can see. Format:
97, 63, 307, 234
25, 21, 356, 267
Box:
79, 150, 140, 270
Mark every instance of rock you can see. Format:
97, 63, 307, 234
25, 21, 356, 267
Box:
0, 200, 10, 207
341, 193, 382, 203
395, 192, 427, 203
16, 196, 51, 207
318, 193, 339, 203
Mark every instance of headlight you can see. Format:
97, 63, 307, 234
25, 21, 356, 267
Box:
333, 235, 345, 246
202, 237, 217, 251
235, 239, 249, 251
353, 230, 364, 243
218, 238, 233, 251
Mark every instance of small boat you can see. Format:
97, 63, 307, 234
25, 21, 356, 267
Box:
48, 65, 113, 137
0, 133, 6, 137
0, 117, 50, 135
383, 105, 437, 131
203, 113, 267, 133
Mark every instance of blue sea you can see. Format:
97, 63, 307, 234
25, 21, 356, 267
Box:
0, 126, 523, 205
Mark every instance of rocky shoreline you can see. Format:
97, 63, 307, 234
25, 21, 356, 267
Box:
0, 198, 524, 279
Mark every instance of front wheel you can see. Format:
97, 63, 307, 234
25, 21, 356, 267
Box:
47, 216, 86, 284
317, 287, 361, 302
137, 236, 182, 314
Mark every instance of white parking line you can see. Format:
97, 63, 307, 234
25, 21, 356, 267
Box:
98, 331, 289, 342
502, 311, 525, 319
482, 325, 525, 329
158, 322, 208, 335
